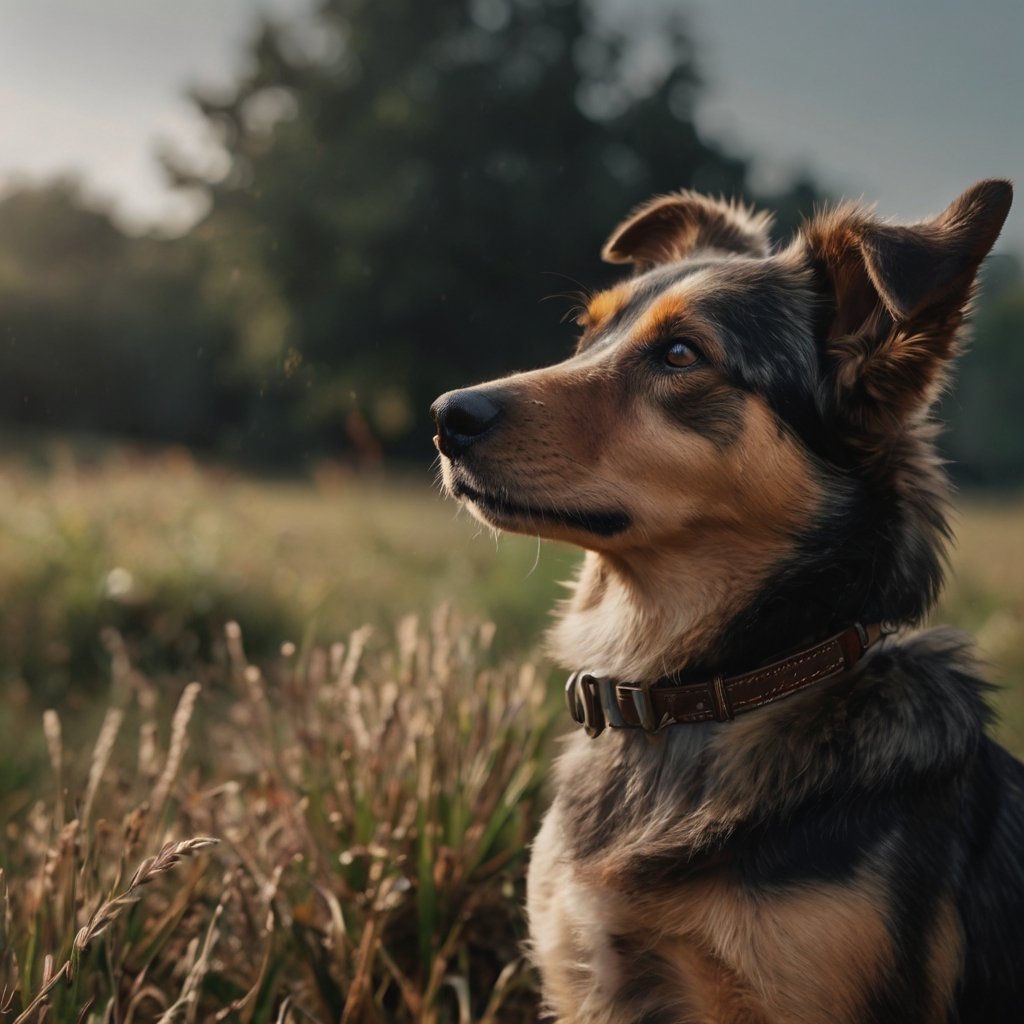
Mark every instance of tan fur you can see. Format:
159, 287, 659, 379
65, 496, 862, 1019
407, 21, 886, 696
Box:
925, 898, 963, 1020
631, 292, 688, 343
526, 630, 994, 1022
530, 801, 891, 1024
582, 285, 632, 333
546, 395, 820, 680
662, 945, 772, 1024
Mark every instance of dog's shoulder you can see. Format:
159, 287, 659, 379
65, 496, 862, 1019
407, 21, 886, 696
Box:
540, 627, 1008, 888
844, 626, 995, 777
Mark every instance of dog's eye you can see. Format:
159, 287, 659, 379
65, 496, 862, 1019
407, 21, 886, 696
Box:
664, 342, 700, 369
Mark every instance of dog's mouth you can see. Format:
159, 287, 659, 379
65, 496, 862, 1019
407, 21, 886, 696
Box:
452, 479, 631, 538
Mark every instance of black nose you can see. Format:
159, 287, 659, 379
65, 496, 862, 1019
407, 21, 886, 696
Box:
430, 389, 503, 458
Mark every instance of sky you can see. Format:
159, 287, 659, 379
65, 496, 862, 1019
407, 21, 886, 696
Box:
0, 0, 1021, 248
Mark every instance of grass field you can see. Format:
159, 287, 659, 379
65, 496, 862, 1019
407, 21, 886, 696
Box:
0, 448, 1022, 1022
0, 448, 577, 703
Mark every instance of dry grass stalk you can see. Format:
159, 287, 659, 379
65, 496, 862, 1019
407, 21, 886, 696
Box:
80, 707, 124, 831
1, 616, 552, 1023
74, 838, 219, 953
0, 870, 15, 1015
11, 959, 71, 1024
137, 722, 160, 784
41, 711, 63, 828
156, 899, 224, 1024
150, 682, 202, 820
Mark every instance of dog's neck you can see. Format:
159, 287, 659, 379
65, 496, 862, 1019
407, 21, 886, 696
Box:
547, 542, 788, 683
548, 437, 952, 685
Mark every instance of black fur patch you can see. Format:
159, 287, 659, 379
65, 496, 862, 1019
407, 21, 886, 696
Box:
655, 379, 746, 449
951, 741, 1024, 1020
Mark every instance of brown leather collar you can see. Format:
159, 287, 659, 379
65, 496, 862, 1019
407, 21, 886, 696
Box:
565, 620, 898, 737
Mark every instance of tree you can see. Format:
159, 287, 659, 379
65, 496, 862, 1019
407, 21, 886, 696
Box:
0, 181, 238, 446
942, 255, 1024, 486
170, 0, 821, 460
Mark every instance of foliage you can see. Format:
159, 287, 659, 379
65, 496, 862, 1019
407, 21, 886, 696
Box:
942, 254, 1024, 485
0, 615, 556, 1023
0, 182, 238, 448
171, 0, 822, 460
0, 0, 824, 465
0, 1, 1019, 477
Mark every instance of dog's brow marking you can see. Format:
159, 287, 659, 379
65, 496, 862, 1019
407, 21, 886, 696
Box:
586, 285, 631, 330
628, 280, 724, 364
633, 292, 690, 343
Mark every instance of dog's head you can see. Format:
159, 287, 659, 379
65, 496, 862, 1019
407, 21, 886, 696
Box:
432, 181, 1011, 672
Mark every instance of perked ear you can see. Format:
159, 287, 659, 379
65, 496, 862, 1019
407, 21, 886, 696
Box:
602, 191, 774, 268
801, 178, 1013, 435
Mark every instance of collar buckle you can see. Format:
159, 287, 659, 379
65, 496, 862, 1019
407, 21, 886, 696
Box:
565, 672, 604, 738
565, 673, 631, 738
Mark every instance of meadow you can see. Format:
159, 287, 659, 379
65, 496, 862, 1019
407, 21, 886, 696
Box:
1, 447, 1022, 1022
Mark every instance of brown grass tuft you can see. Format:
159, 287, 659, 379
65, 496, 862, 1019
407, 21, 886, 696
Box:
0, 616, 555, 1023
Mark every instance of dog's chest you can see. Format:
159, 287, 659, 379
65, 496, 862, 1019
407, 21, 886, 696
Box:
527, 802, 894, 1024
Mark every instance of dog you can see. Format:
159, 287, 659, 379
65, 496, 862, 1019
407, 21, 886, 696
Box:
431, 180, 1023, 1022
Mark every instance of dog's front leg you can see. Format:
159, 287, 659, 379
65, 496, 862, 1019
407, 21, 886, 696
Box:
527, 804, 639, 1024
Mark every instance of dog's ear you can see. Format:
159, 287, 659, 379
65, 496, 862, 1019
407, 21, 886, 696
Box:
802, 179, 1012, 434
602, 192, 773, 268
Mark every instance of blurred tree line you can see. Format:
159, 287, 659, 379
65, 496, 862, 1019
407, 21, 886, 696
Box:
0, 0, 1020, 481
